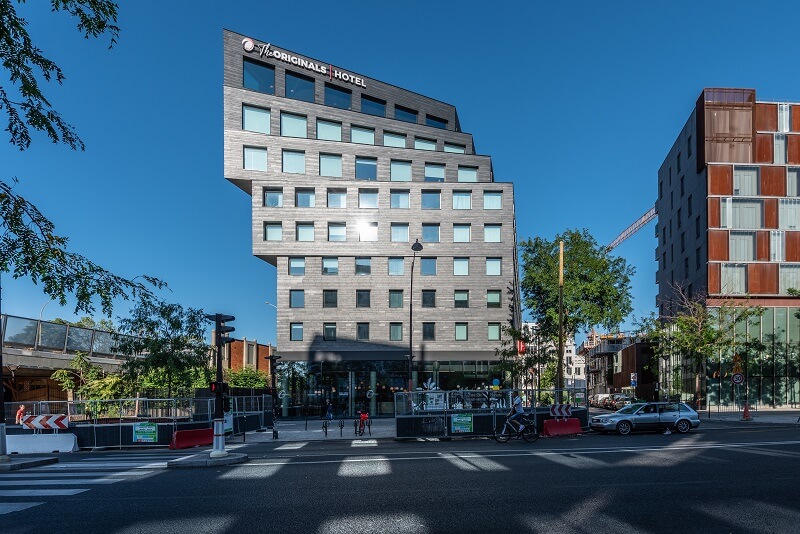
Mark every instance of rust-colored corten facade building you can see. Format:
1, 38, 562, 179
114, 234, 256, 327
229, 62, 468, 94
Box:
224, 338, 274, 373
656, 88, 800, 407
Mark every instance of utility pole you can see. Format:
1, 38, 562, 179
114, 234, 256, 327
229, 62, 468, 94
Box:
206, 313, 235, 458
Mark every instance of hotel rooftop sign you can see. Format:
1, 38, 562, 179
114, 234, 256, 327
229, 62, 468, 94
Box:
242, 38, 367, 89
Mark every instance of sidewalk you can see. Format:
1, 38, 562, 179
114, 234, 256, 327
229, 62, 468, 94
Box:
241, 417, 398, 443
702, 407, 800, 424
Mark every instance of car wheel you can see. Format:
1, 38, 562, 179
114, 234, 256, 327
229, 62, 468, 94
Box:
675, 419, 692, 433
616, 421, 632, 435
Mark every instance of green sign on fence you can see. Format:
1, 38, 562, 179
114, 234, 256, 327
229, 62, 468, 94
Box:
451, 413, 473, 433
133, 422, 157, 443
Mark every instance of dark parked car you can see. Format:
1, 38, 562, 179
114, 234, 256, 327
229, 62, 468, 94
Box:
590, 402, 701, 435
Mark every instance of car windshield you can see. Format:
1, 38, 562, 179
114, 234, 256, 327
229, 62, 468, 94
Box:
616, 404, 645, 414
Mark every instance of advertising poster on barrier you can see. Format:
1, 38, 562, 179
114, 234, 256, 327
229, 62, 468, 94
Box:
451, 413, 473, 433
426, 392, 446, 410
133, 422, 157, 443
224, 412, 233, 433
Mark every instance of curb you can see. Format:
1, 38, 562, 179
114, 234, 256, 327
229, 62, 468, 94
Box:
166, 452, 249, 468
0, 456, 59, 472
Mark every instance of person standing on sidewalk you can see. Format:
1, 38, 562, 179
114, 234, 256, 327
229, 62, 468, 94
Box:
15, 404, 26, 424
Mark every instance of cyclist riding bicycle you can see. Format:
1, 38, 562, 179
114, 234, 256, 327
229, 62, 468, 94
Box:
507, 390, 526, 430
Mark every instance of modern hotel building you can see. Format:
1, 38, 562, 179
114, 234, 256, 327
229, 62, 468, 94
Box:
657, 88, 800, 407
223, 30, 520, 414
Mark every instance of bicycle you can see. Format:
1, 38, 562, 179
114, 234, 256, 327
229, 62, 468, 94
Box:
354, 411, 370, 436
494, 415, 538, 443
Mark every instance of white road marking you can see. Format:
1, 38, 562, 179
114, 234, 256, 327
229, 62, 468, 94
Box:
0, 502, 44, 515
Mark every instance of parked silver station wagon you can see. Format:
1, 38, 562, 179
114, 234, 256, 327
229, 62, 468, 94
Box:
590, 402, 701, 435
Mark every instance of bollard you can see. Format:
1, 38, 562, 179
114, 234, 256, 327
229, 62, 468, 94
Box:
339, 419, 344, 437
273, 428, 278, 440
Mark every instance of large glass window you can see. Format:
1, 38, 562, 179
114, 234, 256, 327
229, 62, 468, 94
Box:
729, 231, 755, 261
484, 224, 502, 243
458, 166, 478, 182
361, 95, 386, 117
285, 71, 315, 103
487, 290, 501, 308
295, 188, 315, 208
488, 323, 501, 341
389, 290, 404, 308
422, 224, 440, 243
454, 290, 469, 308
328, 222, 346, 242
244, 147, 267, 171
282, 150, 305, 174
391, 223, 409, 242
455, 323, 468, 341
484, 191, 502, 209
721, 198, 764, 229
721, 263, 747, 294
280, 112, 307, 138
779, 103, 791, 133
323, 323, 337, 341
422, 323, 435, 341
357, 323, 370, 341
421, 190, 441, 209
243, 105, 270, 134
390, 160, 412, 182
453, 191, 472, 210
788, 168, 800, 197
317, 120, 342, 141
296, 223, 314, 242
289, 257, 305, 275
779, 199, 800, 229
264, 188, 283, 207
290, 323, 303, 341
424, 163, 445, 182
384, 132, 406, 148
388, 257, 404, 275
243, 58, 274, 94
351, 126, 375, 145
415, 137, 436, 151
733, 166, 759, 196
327, 189, 346, 208
444, 143, 465, 154
780, 264, 800, 293
355, 257, 371, 275
426, 115, 447, 129
453, 224, 471, 243
324, 83, 351, 109
486, 258, 501, 276
390, 323, 403, 341
775, 133, 787, 164
395, 105, 417, 123
359, 189, 378, 208
421, 258, 437, 276
355, 157, 377, 180
422, 290, 436, 308
359, 222, 378, 242
289, 290, 304, 308
454, 258, 469, 276
322, 257, 338, 275
264, 223, 282, 241
391, 190, 410, 209
772, 231, 786, 262
320, 154, 342, 178
356, 289, 371, 308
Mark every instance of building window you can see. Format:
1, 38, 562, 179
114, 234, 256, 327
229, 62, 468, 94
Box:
289, 290, 304, 308
324, 83, 351, 109
779, 103, 791, 133
453, 224, 471, 243
444, 143, 465, 154
455, 323, 468, 341
295, 188, 315, 208
327, 188, 346, 208
355, 157, 377, 180
779, 199, 800, 229
454, 258, 469, 276
244, 147, 267, 171
683, 257, 689, 277
426, 115, 447, 129
323, 290, 338, 308
384, 131, 406, 148
688, 194, 693, 216
488, 323, 501, 341
246, 343, 255, 367
355, 257, 371, 275
721, 264, 747, 294
243, 58, 274, 94
422, 223, 440, 243
320, 154, 343, 178
421, 257, 437, 276
454, 290, 469, 308
680, 232, 685, 253
390, 160, 412, 182
771, 230, 786, 261
282, 150, 305, 174
359, 222, 378, 242
486, 258, 501, 276
453, 191, 472, 210
775, 134, 787, 164
296, 223, 314, 242
487, 290, 501, 308
729, 231, 755, 261
243, 105, 270, 134
677, 209, 682, 228
780, 264, 800, 293
280, 112, 307, 138
695, 216, 702, 238
359, 189, 379, 209
422, 290, 436, 308
317, 119, 342, 141
285, 71, 315, 103
388, 257, 405, 275
327, 222, 346, 242
357, 322, 370, 341
289, 257, 305, 275
484, 191, 502, 209
484, 224, 501, 243
290, 323, 303, 341
415, 137, 436, 151
677, 152, 682, 173
733, 167, 759, 196
361, 95, 386, 117
391, 190, 410, 209
322, 257, 339, 275
263, 221, 283, 242
695, 247, 701, 270
389, 290, 404, 308
421, 190, 441, 209
264, 188, 283, 208
395, 105, 417, 123
356, 289, 371, 308
390, 323, 403, 341
351, 125, 375, 145
688, 135, 693, 157
458, 166, 478, 183
391, 223, 409, 243
721, 198, 764, 229
422, 322, 435, 341
323, 323, 337, 341
424, 163, 445, 182
788, 168, 800, 197
680, 176, 684, 197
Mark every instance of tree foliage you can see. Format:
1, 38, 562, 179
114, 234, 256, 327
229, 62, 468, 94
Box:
53, 315, 115, 331
494, 324, 555, 389
226, 367, 270, 389
50, 351, 122, 399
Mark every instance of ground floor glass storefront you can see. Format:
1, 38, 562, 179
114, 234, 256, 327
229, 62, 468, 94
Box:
276, 359, 502, 417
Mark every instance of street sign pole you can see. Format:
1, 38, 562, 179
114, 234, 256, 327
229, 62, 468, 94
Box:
206, 313, 235, 459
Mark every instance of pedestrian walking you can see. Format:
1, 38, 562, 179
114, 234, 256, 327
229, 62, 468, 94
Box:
15, 404, 26, 425
326, 400, 334, 420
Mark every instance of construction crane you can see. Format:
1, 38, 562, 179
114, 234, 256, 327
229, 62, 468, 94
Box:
606, 206, 657, 252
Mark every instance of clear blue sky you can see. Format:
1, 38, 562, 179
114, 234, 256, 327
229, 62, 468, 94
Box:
2, 1, 798, 344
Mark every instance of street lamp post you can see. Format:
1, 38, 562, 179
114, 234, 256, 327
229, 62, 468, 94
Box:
408, 239, 423, 392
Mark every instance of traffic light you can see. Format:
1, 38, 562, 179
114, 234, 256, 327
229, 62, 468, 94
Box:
205, 313, 236, 346
210, 381, 219, 393
209, 381, 229, 395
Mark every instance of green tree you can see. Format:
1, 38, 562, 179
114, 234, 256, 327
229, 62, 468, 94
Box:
54, 316, 116, 331
519, 228, 634, 389
226, 368, 270, 389
50, 351, 122, 400
494, 324, 555, 389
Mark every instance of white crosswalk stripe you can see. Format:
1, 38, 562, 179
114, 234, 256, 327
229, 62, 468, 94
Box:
0, 452, 193, 516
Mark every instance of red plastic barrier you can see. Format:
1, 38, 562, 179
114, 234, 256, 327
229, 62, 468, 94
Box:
542, 418, 582, 437
169, 428, 213, 450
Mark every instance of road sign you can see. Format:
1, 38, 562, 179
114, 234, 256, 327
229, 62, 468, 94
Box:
22, 415, 68, 430
732, 372, 745, 385
550, 404, 572, 418
630, 373, 638, 387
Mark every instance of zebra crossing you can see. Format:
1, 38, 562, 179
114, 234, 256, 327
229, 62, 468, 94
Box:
0, 451, 200, 515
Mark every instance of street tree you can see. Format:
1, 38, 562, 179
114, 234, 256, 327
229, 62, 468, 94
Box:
226, 367, 270, 389
50, 351, 123, 400
519, 228, 634, 389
